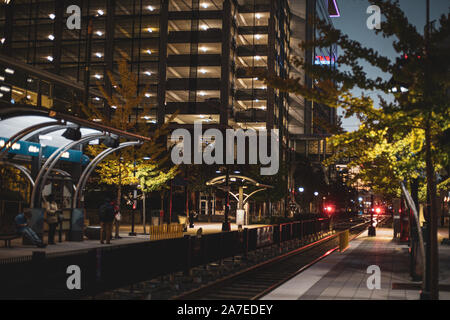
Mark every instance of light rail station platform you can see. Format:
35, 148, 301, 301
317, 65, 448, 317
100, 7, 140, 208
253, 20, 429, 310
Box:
0, 222, 266, 261
261, 228, 450, 300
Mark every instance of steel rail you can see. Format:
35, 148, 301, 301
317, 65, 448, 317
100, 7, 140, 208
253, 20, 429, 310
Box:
172, 219, 373, 300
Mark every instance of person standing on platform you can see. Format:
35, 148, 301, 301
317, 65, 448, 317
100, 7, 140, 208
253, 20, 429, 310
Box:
99, 198, 115, 244
44, 195, 59, 245
393, 210, 401, 239
111, 200, 122, 239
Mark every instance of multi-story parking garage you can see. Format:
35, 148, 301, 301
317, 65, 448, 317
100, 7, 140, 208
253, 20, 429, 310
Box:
1, 0, 338, 149
0, 0, 339, 216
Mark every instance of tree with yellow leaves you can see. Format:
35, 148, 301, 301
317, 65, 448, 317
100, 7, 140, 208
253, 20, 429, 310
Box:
255, 0, 449, 299
82, 60, 179, 211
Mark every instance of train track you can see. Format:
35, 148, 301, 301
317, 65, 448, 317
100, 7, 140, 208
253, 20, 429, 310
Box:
173, 220, 376, 300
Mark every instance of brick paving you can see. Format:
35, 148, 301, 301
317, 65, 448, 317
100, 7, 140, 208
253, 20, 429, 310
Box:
262, 228, 450, 300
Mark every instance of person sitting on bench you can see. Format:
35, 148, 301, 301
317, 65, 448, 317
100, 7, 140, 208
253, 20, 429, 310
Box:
15, 209, 46, 248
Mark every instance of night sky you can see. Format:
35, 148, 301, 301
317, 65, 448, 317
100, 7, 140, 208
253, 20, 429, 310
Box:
330, 0, 450, 132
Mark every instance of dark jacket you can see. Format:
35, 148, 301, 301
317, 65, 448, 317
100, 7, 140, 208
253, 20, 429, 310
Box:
99, 202, 115, 223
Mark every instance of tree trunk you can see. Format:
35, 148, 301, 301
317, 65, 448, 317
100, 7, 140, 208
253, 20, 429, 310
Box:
143, 192, 146, 234
425, 124, 439, 299
117, 159, 122, 209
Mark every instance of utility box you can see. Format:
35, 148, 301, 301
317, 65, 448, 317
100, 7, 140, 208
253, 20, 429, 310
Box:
236, 209, 245, 227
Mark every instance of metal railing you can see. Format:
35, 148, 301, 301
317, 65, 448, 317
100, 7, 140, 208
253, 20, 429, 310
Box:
0, 218, 330, 298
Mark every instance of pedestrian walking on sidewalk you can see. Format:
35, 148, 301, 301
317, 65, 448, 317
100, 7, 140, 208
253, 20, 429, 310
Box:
99, 198, 115, 244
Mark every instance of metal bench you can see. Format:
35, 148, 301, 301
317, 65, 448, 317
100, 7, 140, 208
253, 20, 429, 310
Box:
0, 233, 21, 248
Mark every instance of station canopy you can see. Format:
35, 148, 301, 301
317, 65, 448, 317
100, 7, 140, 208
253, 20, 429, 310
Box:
0, 106, 152, 208
0, 106, 150, 163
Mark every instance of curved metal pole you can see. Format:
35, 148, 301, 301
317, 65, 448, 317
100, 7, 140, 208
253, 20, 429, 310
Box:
401, 182, 426, 292
23, 124, 74, 142
38, 134, 107, 207
30, 133, 107, 208
207, 175, 259, 186
228, 192, 239, 202
0, 121, 60, 158
51, 168, 77, 192
0, 161, 35, 187
243, 188, 267, 205
73, 141, 142, 208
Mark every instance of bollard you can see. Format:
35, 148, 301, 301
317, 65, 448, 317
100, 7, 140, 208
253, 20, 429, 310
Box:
339, 230, 349, 252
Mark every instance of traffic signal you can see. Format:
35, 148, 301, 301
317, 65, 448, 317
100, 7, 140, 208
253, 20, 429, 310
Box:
324, 205, 335, 215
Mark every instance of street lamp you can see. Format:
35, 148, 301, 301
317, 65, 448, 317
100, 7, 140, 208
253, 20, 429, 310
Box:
313, 192, 319, 213
298, 187, 304, 193
219, 166, 231, 231
368, 195, 376, 236
129, 189, 137, 236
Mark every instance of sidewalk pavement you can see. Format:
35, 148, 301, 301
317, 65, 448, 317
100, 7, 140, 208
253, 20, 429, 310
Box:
261, 228, 450, 300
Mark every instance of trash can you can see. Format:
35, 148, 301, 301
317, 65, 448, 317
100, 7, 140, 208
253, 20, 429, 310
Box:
151, 210, 160, 226
178, 215, 188, 232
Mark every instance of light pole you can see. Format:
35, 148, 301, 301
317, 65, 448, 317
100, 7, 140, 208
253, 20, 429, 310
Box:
221, 166, 231, 232
368, 194, 376, 236
314, 191, 319, 213
298, 187, 304, 213
129, 189, 137, 236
